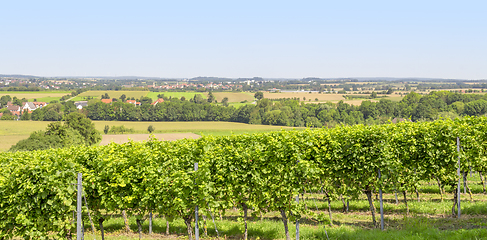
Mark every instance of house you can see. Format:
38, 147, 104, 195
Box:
151, 98, 165, 106
74, 101, 88, 109
22, 102, 48, 112
7, 103, 21, 112
126, 100, 141, 106
101, 99, 112, 104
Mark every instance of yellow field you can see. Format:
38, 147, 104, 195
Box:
0, 121, 52, 135
0, 134, 29, 151
212, 92, 254, 103
93, 121, 299, 134
100, 133, 201, 145
265, 92, 346, 101
76, 90, 150, 100
0, 91, 69, 100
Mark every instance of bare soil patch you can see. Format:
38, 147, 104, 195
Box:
100, 133, 201, 145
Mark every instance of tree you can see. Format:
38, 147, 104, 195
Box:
64, 112, 102, 145
370, 92, 378, 98
387, 88, 394, 94
147, 125, 155, 133
0, 95, 11, 107
0, 110, 15, 120
9, 122, 85, 151
120, 94, 127, 102
207, 92, 215, 103
254, 91, 264, 100
140, 97, 153, 105
222, 97, 229, 107
104, 125, 110, 134
12, 97, 22, 106
20, 109, 30, 120
101, 93, 110, 99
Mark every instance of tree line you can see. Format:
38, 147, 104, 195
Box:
23, 91, 487, 127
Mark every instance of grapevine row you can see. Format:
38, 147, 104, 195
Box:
1, 117, 487, 239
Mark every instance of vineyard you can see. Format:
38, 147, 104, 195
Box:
2, 117, 487, 239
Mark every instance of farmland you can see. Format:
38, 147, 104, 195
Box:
146, 92, 205, 101
0, 91, 70, 102
264, 92, 399, 105
212, 92, 254, 103
0, 121, 302, 151
71, 90, 150, 101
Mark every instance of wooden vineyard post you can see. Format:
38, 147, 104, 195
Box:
194, 162, 200, 240
457, 137, 461, 218
77, 173, 83, 240
149, 210, 153, 234
379, 169, 384, 230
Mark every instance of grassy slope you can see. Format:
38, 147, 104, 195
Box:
77, 179, 487, 239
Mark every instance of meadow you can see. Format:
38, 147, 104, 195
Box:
0, 121, 302, 151
0, 91, 70, 102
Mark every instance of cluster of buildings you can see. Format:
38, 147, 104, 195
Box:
148, 82, 243, 90
91, 98, 164, 107
0, 101, 48, 119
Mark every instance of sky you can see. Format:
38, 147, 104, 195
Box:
1, 0, 486, 79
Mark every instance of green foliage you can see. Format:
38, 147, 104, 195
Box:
104, 124, 110, 134
0, 95, 12, 107
3, 117, 487, 239
207, 92, 215, 103
9, 113, 100, 152
109, 125, 135, 134
64, 112, 101, 145
0, 110, 15, 120
254, 91, 264, 100
147, 125, 155, 133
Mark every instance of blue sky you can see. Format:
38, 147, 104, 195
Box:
1, 0, 486, 79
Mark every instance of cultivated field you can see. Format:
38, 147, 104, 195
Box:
94, 121, 301, 136
212, 92, 254, 103
265, 92, 403, 105
100, 133, 201, 145
264, 92, 346, 101
0, 91, 70, 102
146, 91, 205, 101
0, 121, 302, 151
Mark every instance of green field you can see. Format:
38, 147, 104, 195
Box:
0, 121, 303, 151
71, 90, 150, 101
145, 91, 255, 103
